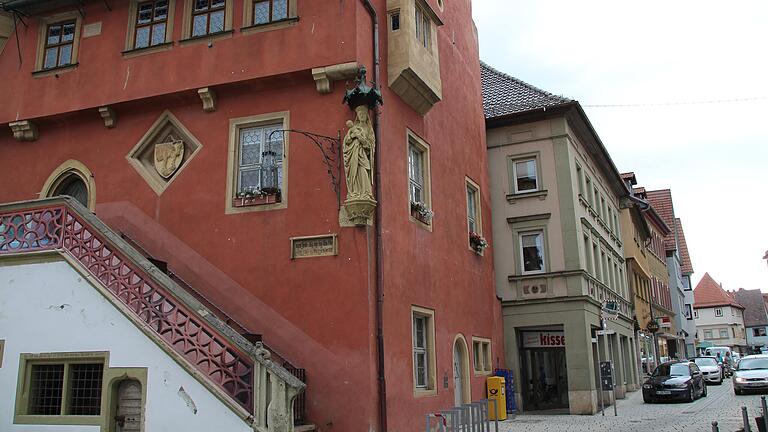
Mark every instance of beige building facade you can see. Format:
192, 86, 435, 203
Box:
483, 64, 639, 415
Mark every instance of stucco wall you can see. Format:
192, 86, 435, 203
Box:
0, 258, 250, 432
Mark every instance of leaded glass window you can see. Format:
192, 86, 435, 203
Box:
191, 0, 226, 37
413, 315, 428, 388
408, 143, 424, 204
43, 20, 76, 69
252, 0, 288, 25
237, 123, 283, 194
520, 231, 545, 273
134, 0, 168, 49
27, 362, 103, 416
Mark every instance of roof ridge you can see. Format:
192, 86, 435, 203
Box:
480, 60, 573, 103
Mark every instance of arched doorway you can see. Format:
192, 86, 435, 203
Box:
453, 335, 471, 406
40, 160, 96, 210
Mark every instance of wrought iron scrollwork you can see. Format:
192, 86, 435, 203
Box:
269, 129, 343, 209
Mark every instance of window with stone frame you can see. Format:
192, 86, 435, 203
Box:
715, 308, 723, 317
703, 329, 712, 339
133, 0, 170, 49
719, 329, 729, 339
411, 306, 436, 394
754, 327, 767, 337
408, 143, 425, 204
236, 123, 284, 196
191, 0, 226, 37
23, 361, 103, 416
466, 181, 479, 234
42, 20, 76, 69
520, 230, 545, 274
472, 338, 492, 374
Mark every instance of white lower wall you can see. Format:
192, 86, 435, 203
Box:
0, 259, 251, 432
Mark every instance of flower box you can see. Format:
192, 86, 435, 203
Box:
233, 191, 281, 207
469, 231, 489, 254
410, 201, 433, 225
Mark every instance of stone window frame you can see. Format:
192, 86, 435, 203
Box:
519, 230, 546, 275
39, 159, 97, 211
241, 0, 298, 34
225, 111, 290, 214
180, 0, 234, 44
465, 176, 482, 245
33, 11, 82, 77
411, 305, 437, 397
715, 308, 723, 317
406, 130, 432, 230
508, 214, 551, 277
471, 337, 492, 376
123, 0, 176, 57
13, 351, 148, 430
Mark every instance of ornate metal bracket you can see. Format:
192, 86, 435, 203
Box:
269, 129, 343, 209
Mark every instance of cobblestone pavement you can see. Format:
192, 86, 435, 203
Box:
498, 381, 768, 432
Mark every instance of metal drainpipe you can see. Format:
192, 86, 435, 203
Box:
358, 1, 386, 431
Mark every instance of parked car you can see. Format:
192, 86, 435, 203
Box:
733, 355, 768, 395
691, 357, 723, 385
643, 361, 707, 403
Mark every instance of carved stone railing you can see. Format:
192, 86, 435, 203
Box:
0, 197, 305, 431
584, 273, 633, 320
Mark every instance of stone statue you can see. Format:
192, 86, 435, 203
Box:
343, 105, 375, 201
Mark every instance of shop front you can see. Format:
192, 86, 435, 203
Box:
519, 329, 569, 412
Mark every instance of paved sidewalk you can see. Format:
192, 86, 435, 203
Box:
497, 381, 768, 432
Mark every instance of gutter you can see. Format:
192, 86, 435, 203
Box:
358, 1, 387, 431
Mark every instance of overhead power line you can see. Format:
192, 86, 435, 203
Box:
582, 96, 768, 108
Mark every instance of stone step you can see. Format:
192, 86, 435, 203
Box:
294, 424, 317, 432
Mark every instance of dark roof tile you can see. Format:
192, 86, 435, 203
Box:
676, 218, 694, 274
734, 288, 768, 327
480, 62, 572, 119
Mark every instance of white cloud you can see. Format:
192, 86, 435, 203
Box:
474, 1, 768, 290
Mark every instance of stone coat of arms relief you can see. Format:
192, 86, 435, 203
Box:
153, 136, 185, 179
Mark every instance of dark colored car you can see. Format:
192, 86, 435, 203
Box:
642, 361, 707, 403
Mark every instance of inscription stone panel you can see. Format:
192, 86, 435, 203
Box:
291, 235, 338, 259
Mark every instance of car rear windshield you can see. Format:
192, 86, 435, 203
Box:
653, 363, 690, 377
694, 358, 718, 367
737, 358, 768, 371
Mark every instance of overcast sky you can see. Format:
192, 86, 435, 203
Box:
472, 1, 768, 292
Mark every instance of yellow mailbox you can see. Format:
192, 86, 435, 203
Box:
486, 376, 507, 420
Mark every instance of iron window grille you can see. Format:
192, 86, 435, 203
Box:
252, 0, 288, 25
43, 20, 76, 69
135, 0, 169, 49
28, 362, 103, 416
191, 0, 226, 37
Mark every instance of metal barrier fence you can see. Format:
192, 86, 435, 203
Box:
425, 399, 500, 432
711, 396, 768, 432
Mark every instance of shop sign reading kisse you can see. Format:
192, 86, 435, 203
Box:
523, 331, 566, 348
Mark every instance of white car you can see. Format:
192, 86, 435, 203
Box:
692, 357, 723, 384
733, 355, 768, 395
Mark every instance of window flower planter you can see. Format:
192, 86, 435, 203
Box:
234, 189, 281, 207
469, 231, 488, 254
410, 201, 433, 225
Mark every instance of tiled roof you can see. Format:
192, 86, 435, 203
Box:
675, 218, 694, 274
480, 62, 573, 119
734, 288, 768, 327
694, 273, 744, 309
646, 189, 677, 251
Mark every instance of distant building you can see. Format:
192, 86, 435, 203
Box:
675, 218, 696, 357
693, 273, 747, 354
646, 190, 696, 358
483, 62, 638, 415
733, 288, 768, 353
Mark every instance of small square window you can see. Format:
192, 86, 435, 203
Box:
472, 338, 492, 374
25, 360, 103, 417
715, 308, 723, 317
694, 309, 699, 319
704, 329, 712, 339
512, 159, 538, 193
754, 328, 767, 337
719, 329, 728, 339
390, 11, 400, 31
520, 231, 545, 274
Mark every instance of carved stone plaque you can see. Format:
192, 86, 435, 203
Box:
291, 235, 338, 259
154, 138, 184, 179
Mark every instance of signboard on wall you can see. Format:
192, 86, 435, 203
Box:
522, 331, 565, 348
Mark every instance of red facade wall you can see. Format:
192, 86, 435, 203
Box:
0, 0, 504, 430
